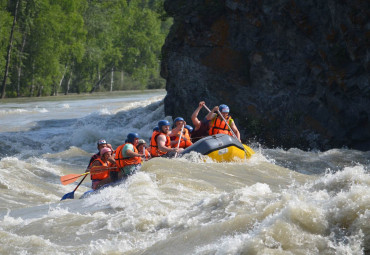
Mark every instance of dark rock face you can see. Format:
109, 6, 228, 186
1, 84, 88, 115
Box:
161, 0, 370, 150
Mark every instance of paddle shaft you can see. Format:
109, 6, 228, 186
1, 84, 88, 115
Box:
61, 172, 90, 185
174, 124, 185, 158
60, 167, 117, 185
73, 174, 88, 192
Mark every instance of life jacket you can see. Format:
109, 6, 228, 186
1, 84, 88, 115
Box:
150, 130, 171, 157
209, 115, 233, 136
88, 153, 100, 168
140, 148, 151, 160
170, 128, 192, 148
90, 158, 110, 180
115, 143, 141, 168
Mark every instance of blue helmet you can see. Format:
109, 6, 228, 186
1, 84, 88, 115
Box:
153, 126, 159, 131
174, 117, 184, 123
185, 125, 193, 133
158, 120, 170, 130
219, 104, 230, 113
127, 132, 139, 143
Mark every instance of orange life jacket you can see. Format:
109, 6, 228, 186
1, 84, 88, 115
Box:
140, 148, 151, 160
150, 130, 171, 157
90, 158, 110, 180
115, 143, 142, 168
209, 115, 233, 136
171, 128, 193, 148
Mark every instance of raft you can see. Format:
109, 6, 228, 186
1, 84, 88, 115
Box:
80, 177, 128, 199
181, 134, 255, 162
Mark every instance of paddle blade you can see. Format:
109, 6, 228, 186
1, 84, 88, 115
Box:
60, 191, 75, 200
243, 144, 255, 158
60, 173, 88, 185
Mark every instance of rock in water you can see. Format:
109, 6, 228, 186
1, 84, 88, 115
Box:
161, 0, 370, 151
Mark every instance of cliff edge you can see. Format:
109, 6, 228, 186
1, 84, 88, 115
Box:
161, 0, 370, 150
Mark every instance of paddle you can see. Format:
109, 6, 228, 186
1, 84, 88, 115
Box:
60, 166, 118, 200
174, 124, 185, 158
60, 167, 117, 185
60, 174, 88, 200
203, 104, 254, 159
60, 172, 90, 185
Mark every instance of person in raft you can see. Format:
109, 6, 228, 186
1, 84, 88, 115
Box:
87, 139, 114, 168
150, 120, 183, 157
190, 101, 211, 143
206, 104, 241, 142
137, 139, 151, 161
89, 147, 117, 190
169, 117, 193, 149
115, 133, 144, 177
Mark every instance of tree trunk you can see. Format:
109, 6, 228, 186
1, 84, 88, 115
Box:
65, 71, 72, 95
110, 67, 114, 92
16, 35, 27, 97
121, 70, 124, 87
56, 65, 67, 96
1, 0, 20, 99
90, 66, 111, 93
37, 85, 43, 97
29, 63, 34, 96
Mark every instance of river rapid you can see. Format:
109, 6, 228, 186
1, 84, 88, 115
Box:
0, 90, 369, 255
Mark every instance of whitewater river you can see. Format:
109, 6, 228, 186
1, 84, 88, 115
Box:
0, 90, 369, 255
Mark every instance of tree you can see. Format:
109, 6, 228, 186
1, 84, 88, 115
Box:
1, 0, 20, 99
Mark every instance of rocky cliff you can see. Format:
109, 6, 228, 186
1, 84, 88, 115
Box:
161, 0, 370, 150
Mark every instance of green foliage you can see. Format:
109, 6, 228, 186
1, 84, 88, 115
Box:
1, 0, 170, 98
0, 0, 13, 77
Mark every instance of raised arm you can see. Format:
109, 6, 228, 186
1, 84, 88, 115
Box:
191, 101, 205, 129
206, 106, 218, 120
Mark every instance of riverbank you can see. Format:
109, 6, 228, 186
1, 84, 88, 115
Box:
0, 89, 166, 104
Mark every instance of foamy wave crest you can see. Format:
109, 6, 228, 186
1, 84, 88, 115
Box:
0, 108, 29, 116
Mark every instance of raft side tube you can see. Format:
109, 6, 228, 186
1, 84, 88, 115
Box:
181, 134, 245, 156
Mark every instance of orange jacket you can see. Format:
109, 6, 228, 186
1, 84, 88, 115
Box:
150, 130, 171, 157
209, 115, 233, 136
115, 143, 141, 169
90, 158, 110, 180
171, 128, 192, 148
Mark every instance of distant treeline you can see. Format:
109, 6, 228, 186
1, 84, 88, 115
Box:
0, 0, 171, 98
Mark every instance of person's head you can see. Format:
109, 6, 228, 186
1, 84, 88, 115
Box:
185, 125, 193, 133
153, 126, 159, 132
158, 120, 170, 134
137, 139, 147, 151
127, 133, 140, 146
100, 147, 112, 160
219, 104, 230, 118
173, 117, 185, 128
97, 139, 107, 151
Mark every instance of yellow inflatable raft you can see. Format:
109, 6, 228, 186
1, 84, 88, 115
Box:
181, 134, 255, 162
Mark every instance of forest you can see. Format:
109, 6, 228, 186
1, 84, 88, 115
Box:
0, 0, 171, 98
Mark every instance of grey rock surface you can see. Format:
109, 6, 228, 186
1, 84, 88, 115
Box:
161, 0, 370, 150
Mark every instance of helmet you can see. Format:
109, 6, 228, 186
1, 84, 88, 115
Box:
219, 104, 230, 113
100, 147, 112, 155
137, 139, 146, 146
97, 139, 107, 145
127, 132, 140, 143
174, 117, 184, 123
158, 120, 170, 130
185, 125, 193, 133
153, 126, 159, 131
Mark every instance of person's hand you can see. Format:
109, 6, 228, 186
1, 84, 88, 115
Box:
199, 101, 205, 107
212, 106, 218, 112
107, 143, 113, 150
